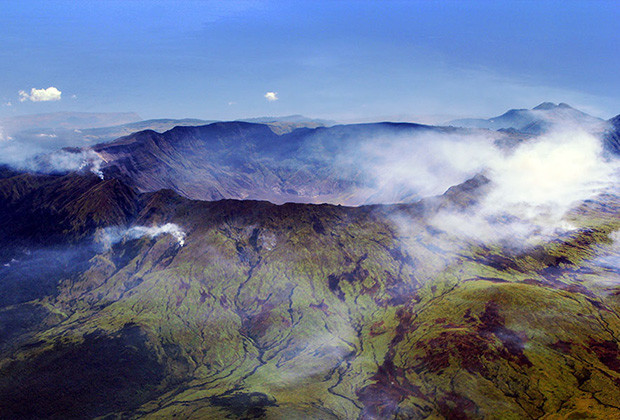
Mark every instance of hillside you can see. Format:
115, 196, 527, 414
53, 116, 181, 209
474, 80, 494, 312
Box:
0, 171, 618, 418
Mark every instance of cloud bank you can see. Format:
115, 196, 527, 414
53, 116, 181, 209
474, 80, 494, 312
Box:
19, 87, 62, 102
367, 127, 619, 245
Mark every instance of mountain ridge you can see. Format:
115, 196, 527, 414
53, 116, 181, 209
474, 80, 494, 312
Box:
0, 168, 618, 418
448, 102, 604, 134
90, 120, 502, 205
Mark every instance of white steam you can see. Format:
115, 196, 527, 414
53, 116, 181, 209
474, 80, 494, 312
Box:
47, 150, 104, 179
99, 223, 186, 248
463, 129, 616, 242
365, 127, 619, 245
353, 131, 498, 202
486, 130, 615, 210
473, 129, 615, 242
25, 149, 105, 179
0, 131, 106, 178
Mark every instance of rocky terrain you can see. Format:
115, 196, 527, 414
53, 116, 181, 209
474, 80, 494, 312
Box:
91, 121, 516, 205
0, 168, 618, 419
0, 102, 618, 419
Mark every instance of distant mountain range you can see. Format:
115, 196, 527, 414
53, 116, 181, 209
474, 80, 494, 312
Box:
65, 115, 332, 144
0, 113, 336, 163
448, 102, 605, 134
0, 111, 142, 133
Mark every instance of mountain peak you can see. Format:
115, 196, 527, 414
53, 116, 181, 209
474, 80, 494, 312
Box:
448, 102, 600, 134
532, 102, 573, 111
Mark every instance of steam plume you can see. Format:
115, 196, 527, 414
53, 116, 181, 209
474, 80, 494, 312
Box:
99, 223, 186, 248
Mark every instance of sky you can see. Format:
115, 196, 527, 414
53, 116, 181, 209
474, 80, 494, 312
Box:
0, 0, 618, 123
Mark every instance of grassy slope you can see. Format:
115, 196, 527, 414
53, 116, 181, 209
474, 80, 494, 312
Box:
0, 175, 618, 419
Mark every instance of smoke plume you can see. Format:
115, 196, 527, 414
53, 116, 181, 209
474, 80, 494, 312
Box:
99, 223, 187, 248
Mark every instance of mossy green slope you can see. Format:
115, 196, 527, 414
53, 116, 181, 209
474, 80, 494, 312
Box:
0, 174, 618, 419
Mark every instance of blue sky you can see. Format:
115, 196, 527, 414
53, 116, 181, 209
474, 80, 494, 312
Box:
0, 0, 618, 122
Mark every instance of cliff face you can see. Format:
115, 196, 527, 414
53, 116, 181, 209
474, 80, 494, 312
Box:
92, 121, 493, 205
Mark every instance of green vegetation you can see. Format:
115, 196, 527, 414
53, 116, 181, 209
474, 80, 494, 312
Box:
0, 173, 619, 419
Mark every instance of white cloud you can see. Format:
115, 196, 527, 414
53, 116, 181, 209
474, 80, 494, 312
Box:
19, 87, 62, 102
485, 130, 614, 211
344, 122, 618, 246
425, 129, 619, 244
345, 131, 499, 203
264, 91, 278, 102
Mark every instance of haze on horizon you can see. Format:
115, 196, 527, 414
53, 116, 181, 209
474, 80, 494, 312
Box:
0, 0, 618, 123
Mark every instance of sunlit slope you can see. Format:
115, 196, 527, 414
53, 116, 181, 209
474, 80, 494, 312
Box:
0, 173, 618, 419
